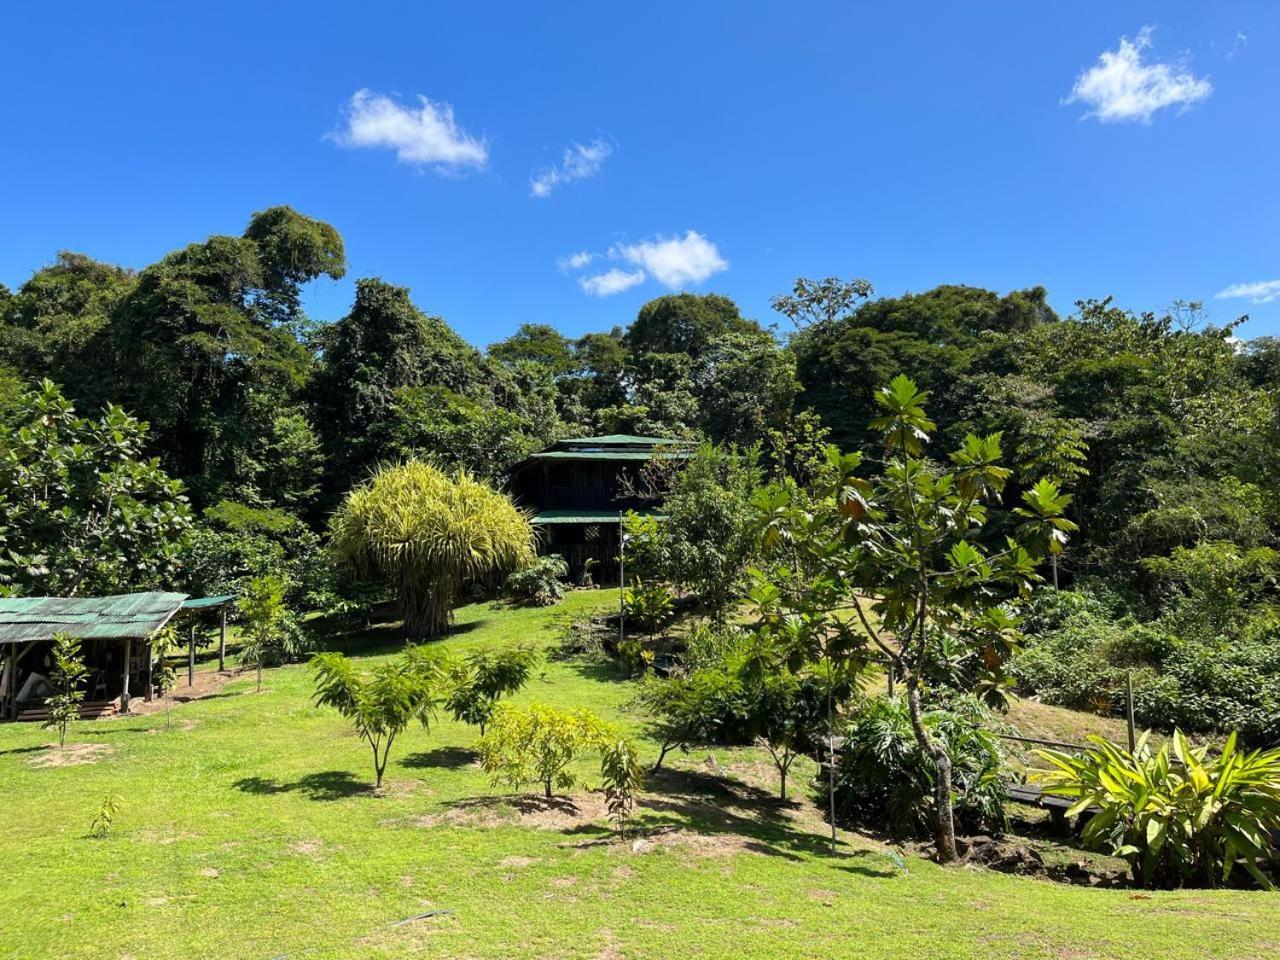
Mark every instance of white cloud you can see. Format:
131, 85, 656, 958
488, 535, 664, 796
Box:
579, 268, 646, 297
531, 139, 613, 197
557, 250, 596, 272
1066, 27, 1211, 123
1228, 31, 1248, 60
331, 89, 488, 170
612, 230, 728, 288
1215, 280, 1280, 304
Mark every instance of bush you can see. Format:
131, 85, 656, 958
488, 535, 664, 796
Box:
478, 702, 610, 799
1014, 586, 1280, 745
503, 555, 569, 606
820, 696, 1007, 841
636, 668, 752, 769
1034, 731, 1280, 889
623, 583, 675, 638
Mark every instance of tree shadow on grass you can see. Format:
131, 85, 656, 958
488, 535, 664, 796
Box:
399, 746, 477, 770
233, 770, 372, 801
565, 765, 901, 874
0, 744, 48, 756
314, 618, 485, 658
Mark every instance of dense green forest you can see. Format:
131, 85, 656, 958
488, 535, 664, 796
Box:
4, 205, 1279, 748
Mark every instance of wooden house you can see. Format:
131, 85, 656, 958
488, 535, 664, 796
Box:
508, 434, 691, 582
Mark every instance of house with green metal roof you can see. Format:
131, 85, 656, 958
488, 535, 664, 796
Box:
509, 434, 692, 581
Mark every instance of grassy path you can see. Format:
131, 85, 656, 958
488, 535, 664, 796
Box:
1, 590, 1276, 959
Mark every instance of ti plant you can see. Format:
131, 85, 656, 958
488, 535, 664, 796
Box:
1034, 730, 1280, 889
88, 795, 123, 839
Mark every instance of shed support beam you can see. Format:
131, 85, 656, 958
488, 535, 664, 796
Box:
189, 624, 196, 687
219, 608, 227, 672
144, 639, 153, 703
4, 645, 14, 720
121, 637, 132, 714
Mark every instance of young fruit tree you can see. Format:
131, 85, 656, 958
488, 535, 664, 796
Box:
328, 461, 535, 639
478, 702, 609, 799
310, 648, 441, 790
753, 375, 1073, 862
44, 632, 87, 747
236, 574, 299, 692
444, 646, 538, 736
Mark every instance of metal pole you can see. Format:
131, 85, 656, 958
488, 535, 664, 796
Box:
1126, 670, 1136, 753
189, 624, 196, 687
618, 514, 625, 648
218, 607, 227, 672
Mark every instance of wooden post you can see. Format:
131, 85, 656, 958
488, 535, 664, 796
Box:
121, 637, 132, 714
218, 607, 227, 672
188, 624, 196, 687
1126, 670, 1136, 753
4, 644, 14, 720
144, 640, 153, 702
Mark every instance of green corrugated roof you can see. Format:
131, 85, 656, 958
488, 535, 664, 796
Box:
181, 594, 236, 610
533, 509, 667, 524
528, 450, 685, 461
0, 591, 189, 645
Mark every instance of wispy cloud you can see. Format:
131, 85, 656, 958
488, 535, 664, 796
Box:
560, 229, 729, 296
1216, 280, 1280, 304
557, 251, 596, 272
1066, 27, 1211, 123
612, 231, 728, 288
1228, 31, 1248, 61
580, 268, 645, 297
331, 89, 488, 171
531, 139, 613, 198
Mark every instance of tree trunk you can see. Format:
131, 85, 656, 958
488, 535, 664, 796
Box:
544, 779, 553, 800
905, 676, 958, 863
401, 575, 456, 640
257, 663, 263, 693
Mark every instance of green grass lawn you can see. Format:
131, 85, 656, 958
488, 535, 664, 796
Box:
1, 589, 1276, 960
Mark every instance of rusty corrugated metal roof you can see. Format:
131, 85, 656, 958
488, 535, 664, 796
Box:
0, 592, 189, 644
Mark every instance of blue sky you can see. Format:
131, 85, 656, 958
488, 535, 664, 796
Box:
1, 2, 1276, 344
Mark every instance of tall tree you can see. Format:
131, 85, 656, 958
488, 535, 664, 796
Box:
313, 278, 494, 487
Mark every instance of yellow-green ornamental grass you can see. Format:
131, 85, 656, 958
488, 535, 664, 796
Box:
329, 460, 535, 639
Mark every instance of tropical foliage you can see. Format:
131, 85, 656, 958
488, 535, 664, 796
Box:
1034, 731, 1280, 889
503, 554, 569, 606
821, 696, 1007, 841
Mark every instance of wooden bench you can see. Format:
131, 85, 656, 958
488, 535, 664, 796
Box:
1007, 782, 1094, 833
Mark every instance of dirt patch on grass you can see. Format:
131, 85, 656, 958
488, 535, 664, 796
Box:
288, 839, 327, 857
127, 668, 244, 716
409, 793, 610, 832
27, 742, 112, 768
499, 855, 539, 868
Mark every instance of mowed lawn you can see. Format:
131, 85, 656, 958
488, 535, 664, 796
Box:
1, 590, 1276, 960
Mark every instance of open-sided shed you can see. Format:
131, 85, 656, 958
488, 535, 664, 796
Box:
0, 591, 188, 719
